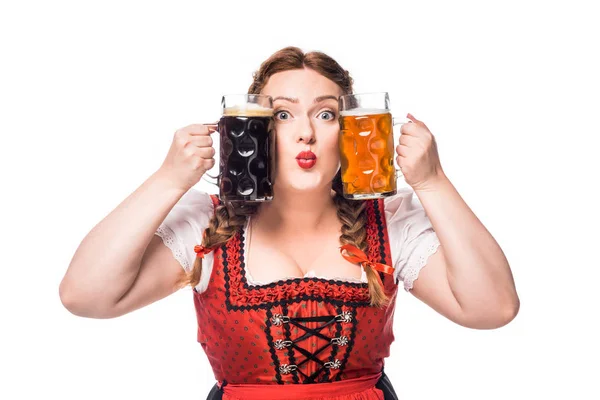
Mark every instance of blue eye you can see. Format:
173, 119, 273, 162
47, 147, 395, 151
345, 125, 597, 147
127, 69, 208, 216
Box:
319, 110, 336, 120
275, 110, 290, 120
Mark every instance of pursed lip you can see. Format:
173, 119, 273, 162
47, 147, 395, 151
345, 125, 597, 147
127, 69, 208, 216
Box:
296, 151, 317, 160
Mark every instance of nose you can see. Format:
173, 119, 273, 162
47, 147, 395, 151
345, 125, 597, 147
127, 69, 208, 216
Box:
296, 117, 316, 145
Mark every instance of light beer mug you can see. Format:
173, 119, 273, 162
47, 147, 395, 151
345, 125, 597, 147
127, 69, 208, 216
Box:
338, 92, 406, 200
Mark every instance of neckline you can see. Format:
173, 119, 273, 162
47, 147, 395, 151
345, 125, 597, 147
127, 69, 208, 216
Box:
214, 199, 394, 310
240, 215, 368, 287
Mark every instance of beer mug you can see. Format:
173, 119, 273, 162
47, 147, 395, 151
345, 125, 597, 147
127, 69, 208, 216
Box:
338, 92, 406, 200
205, 94, 275, 202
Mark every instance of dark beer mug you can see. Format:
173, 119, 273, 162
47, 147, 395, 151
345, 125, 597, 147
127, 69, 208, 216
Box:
206, 94, 274, 202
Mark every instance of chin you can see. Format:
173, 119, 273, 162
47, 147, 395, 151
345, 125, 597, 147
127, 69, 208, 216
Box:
275, 170, 335, 192
289, 181, 322, 192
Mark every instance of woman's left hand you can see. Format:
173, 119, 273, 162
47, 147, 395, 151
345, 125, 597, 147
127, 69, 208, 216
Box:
396, 113, 446, 191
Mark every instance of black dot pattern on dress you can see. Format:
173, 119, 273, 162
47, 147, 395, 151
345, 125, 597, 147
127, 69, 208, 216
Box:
191, 197, 399, 385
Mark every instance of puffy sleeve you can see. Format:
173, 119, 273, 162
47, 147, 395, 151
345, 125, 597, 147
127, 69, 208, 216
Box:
384, 188, 441, 292
154, 188, 215, 293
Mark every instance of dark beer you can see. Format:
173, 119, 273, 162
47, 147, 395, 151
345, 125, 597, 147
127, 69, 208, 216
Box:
219, 106, 274, 202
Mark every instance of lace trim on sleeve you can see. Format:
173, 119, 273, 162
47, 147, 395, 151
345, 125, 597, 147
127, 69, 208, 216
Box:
155, 224, 191, 272
402, 232, 441, 292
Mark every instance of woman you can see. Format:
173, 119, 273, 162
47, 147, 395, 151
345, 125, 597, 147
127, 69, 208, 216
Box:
59, 47, 519, 400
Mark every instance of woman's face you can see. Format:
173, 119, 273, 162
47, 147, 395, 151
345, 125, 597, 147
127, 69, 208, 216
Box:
261, 68, 343, 193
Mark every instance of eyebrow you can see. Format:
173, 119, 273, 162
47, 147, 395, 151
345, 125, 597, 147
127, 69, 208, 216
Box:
272, 95, 338, 104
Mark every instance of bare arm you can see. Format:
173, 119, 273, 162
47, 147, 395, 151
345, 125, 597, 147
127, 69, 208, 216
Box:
59, 171, 188, 318
394, 115, 519, 329
59, 124, 215, 318
410, 175, 520, 329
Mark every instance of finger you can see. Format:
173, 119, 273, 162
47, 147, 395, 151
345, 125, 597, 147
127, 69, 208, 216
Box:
187, 135, 213, 148
406, 113, 430, 131
201, 158, 216, 170
178, 124, 214, 136
203, 123, 219, 134
400, 121, 419, 136
406, 113, 420, 123
189, 123, 218, 135
399, 133, 419, 147
196, 146, 216, 159
396, 155, 407, 171
396, 144, 410, 157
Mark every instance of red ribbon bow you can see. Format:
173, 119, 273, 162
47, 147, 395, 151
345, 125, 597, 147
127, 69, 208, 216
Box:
339, 244, 395, 276
194, 245, 215, 259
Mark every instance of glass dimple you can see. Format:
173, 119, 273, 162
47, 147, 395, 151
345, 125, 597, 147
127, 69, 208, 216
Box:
377, 114, 391, 134
380, 156, 394, 171
248, 119, 264, 133
222, 137, 233, 157
228, 159, 245, 176
237, 135, 255, 157
237, 178, 255, 196
357, 117, 374, 135
259, 177, 271, 194
358, 158, 375, 175
340, 130, 355, 154
369, 138, 386, 153
249, 158, 267, 176
347, 175, 360, 188
229, 117, 246, 138
372, 174, 387, 189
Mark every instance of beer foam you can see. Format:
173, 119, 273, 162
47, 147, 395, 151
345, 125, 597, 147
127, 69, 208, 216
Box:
223, 104, 273, 117
339, 108, 391, 117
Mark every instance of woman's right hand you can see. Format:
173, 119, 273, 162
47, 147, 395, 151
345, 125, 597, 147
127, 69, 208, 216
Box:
157, 124, 217, 191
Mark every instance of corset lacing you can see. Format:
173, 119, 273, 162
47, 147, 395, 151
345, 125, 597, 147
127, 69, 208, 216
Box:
271, 310, 354, 383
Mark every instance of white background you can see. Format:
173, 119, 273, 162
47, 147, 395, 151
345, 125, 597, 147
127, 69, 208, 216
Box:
1, 0, 598, 399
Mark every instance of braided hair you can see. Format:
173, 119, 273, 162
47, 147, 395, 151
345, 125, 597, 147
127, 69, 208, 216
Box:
176, 47, 389, 307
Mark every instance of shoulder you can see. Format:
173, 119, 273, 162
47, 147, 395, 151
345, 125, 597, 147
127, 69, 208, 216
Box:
382, 187, 424, 222
176, 188, 216, 210
381, 187, 440, 291
165, 188, 217, 224
155, 188, 216, 274
157, 188, 216, 245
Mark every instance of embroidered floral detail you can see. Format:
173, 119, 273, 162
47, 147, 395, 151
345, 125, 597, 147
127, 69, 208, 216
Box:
273, 339, 292, 350
279, 364, 297, 374
335, 311, 353, 323
324, 359, 342, 369
331, 336, 349, 346
271, 314, 289, 326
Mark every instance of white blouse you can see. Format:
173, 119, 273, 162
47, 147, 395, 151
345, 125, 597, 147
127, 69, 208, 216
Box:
155, 187, 441, 294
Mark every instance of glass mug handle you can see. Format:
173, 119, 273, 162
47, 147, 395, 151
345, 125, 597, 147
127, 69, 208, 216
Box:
392, 117, 411, 179
201, 121, 221, 186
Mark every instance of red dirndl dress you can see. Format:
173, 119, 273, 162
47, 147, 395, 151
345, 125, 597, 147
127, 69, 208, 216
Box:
193, 195, 399, 400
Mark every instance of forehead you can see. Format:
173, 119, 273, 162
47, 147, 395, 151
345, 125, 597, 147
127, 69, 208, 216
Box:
262, 68, 342, 102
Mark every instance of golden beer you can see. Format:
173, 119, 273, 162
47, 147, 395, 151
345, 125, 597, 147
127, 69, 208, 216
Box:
339, 110, 397, 199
